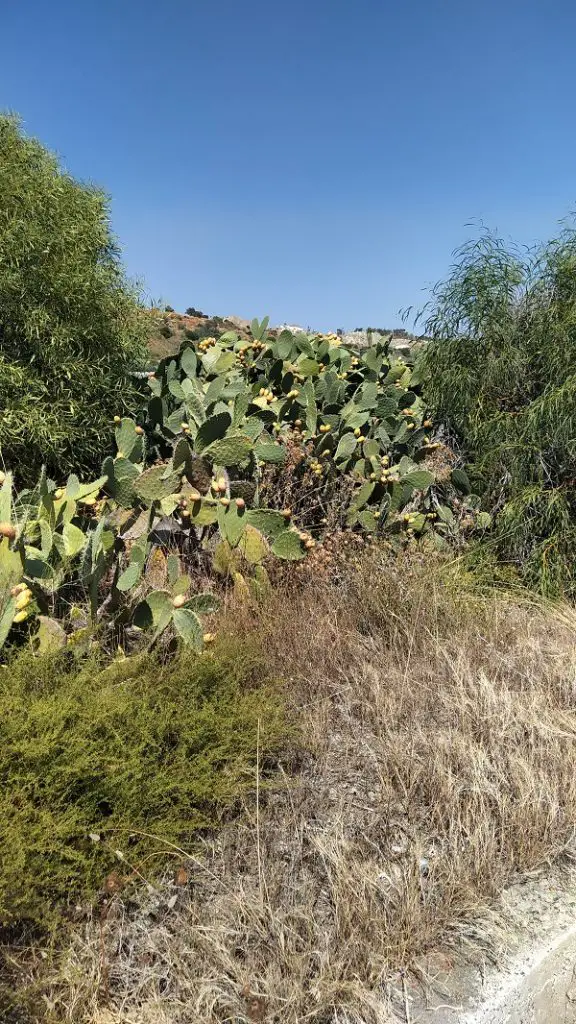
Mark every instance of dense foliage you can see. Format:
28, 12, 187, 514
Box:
0, 639, 286, 926
0, 321, 487, 656
0, 115, 147, 485
419, 228, 576, 596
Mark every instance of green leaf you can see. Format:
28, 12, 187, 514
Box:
213, 539, 240, 575
243, 417, 266, 441
165, 405, 189, 435
24, 556, 54, 581
189, 499, 219, 526
133, 590, 173, 631
217, 503, 246, 547
0, 473, 13, 523
363, 348, 384, 373
238, 524, 268, 564
476, 511, 492, 529
75, 475, 108, 501
134, 464, 180, 505
172, 607, 203, 648
160, 495, 179, 516
168, 380, 186, 402
36, 616, 66, 653
298, 358, 320, 377
39, 520, 52, 557
167, 553, 181, 585
335, 433, 358, 461
347, 480, 375, 522
357, 382, 378, 410
245, 509, 289, 539
103, 456, 139, 509
254, 441, 286, 464
363, 439, 380, 459
181, 385, 206, 426
233, 390, 251, 426
302, 380, 318, 435
172, 437, 195, 478
117, 545, 146, 592
271, 530, 305, 560
275, 331, 294, 360
65, 474, 80, 498
115, 418, 143, 462
180, 346, 197, 378
214, 351, 237, 374
402, 470, 434, 491
62, 522, 87, 558
0, 597, 16, 649
451, 468, 471, 494
195, 413, 232, 452
204, 375, 227, 407
203, 434, 253, 465
436, 504, 454, 524
357, 510, 378, 533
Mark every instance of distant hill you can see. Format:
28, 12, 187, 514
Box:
147, 308, 427, 362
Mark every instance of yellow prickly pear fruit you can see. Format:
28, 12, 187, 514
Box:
114, 415, 121, 424
15, 590, 31, 611
13, 610, 30, 623
135, 426, 144, 435
235, 498, 245, 509
172, 594, 187, 608
220, 497, 230, 507
10, 583, 27, 597
0, 471, 5, 484
54, 488, 64, 500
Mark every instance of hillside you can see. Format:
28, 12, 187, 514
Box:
147, 307, 426, 362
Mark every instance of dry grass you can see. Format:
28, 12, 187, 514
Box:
14, 552, 576, 1023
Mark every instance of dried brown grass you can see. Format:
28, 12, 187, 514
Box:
17, 553, 576, 1023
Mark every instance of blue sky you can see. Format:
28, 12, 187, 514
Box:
2, 0, 576, 330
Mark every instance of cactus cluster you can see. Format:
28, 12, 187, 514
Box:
0, 318, 488, 656
0, 463, 218, 654
140, 317, 488, 551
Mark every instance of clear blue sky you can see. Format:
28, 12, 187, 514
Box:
2, 0, 576, 330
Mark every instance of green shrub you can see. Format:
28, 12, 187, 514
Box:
0, 638, 288, 927
419, 226, 576, 595
0, 115, 148, 486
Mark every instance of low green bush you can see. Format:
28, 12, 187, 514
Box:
0, 637, 288, 927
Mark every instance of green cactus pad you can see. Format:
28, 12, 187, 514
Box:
172, 607, 203, 648
203, 434, 253, 466
271, 530, 305, 560
195, 413, 233, 453
133, 465, 180, 506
